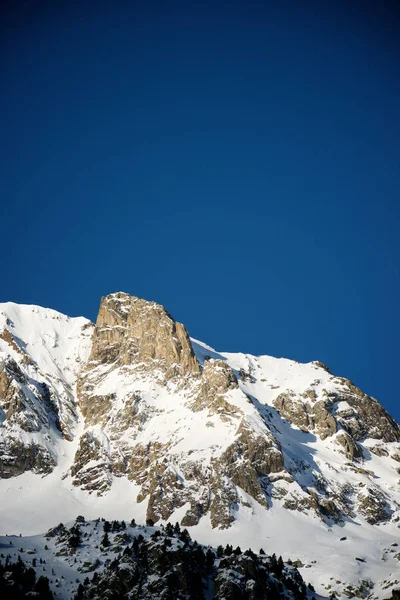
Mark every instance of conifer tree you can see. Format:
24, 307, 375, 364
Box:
206, 548, 215, 570
103, 520, 111, 533
224, 544, 233, 556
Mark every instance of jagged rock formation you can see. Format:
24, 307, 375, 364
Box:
273, 391, 337, 439
0, 304, 92, 478
1, 293, 400, 529
329, 380, 400, 442
88, 292, 200, 376
72, 295, 292, 529
1, 293, 400, 600
335, 430, 362, 460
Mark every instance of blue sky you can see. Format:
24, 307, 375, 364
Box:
1, 1, 399, 420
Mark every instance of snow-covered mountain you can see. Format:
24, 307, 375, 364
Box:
1, 292, 400, 599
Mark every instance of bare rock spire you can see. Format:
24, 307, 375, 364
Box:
88, 292, 200, 376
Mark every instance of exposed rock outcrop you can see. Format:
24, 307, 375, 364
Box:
1, 294, 400, 538
357, 487, 391, 524
88, 293, 200, 377
0, 357, 61, 476
273, 392, 337, 440
190, 359, 239, 418
328, 382, 400, 443
335, 431, 362, 460
0, 438, 55, 477
71, 432, 112, 494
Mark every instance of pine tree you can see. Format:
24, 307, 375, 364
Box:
224, 544, 233, 556
34, 575, 53, 599
179, 528, 191, 544
206, 548, 215, 571
103, 520, 111, 533
276, 555, 284, 576
68, 525, 81, 549
112, 520, 119, 532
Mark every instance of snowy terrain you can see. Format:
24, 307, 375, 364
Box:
0, 520, 312, 600
0, 296, 399, 599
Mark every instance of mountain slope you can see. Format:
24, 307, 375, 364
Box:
0, 520, 309, 600
0, 292, 399, 599
0, 302, 92, 476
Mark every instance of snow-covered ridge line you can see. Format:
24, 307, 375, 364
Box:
0, 518, 310, 600
0, 294, 399, 599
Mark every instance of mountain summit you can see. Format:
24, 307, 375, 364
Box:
1, 292, 399, 598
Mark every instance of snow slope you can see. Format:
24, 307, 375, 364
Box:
0, 299, 399, 599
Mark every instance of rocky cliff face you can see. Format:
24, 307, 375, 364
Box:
1, 293, 400, 599
88, 292, 200, 376
0, 303, 92, 478
74, 293, 285, 529
1, 293, 399, 530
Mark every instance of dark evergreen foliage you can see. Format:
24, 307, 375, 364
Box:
68, 524, 82, 549
224, 543, 233, 556
206, 548, 215, 571
179, 528, 191, 544
72, 524, 307, 600
0, 556, 53, 599
103, 520, 111, 533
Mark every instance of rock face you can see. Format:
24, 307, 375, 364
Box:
2, 293, 400, 600
335, 431, 362, 460
0, 352, 61, 477
273, 392, 337, 440
190, 358, 239, 416
1, 293, 400, 538
0, 302, 92, 478
89, 293, 200, 377
70, 431, 112, 494
75, 296, 284, 527
329, 381, 400, 443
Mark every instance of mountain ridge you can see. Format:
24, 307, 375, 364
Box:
1, 292, 400, 599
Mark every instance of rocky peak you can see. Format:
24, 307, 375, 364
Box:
88, 292, 200, 377
2, 297, 400, 600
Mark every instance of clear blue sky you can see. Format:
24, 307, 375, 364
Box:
1, 1, 399, 420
